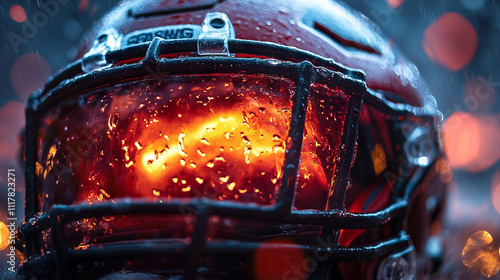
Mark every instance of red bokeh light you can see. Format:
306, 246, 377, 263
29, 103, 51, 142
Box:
9, 4, 27, 23
254, 238, 307, 280
423, 12, 478, 71
443, 112, 500, 172
78, 0, 89, 12
11, 53, 52, 101
387, 0, 404, 9
0, 101, 25, 161
463, 76, 496, 112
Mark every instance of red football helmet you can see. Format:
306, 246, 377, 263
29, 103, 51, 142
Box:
18, 0, 446, 279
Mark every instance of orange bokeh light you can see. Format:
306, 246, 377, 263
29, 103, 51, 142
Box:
9, 4, 27, 23
423, 12, 478, 71
443, 112, 500, 172
0, 222, 9, 251
462, 230, 500, 277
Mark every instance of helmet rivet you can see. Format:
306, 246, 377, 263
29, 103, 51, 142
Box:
210, 18, 225, 29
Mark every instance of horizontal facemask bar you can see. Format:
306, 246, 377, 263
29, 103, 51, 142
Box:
18, 229, 411, 279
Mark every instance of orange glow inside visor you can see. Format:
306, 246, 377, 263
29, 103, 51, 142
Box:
37, 74, 349, 211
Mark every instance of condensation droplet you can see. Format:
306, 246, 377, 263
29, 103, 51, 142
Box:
220, 176, 230, 183
197, 148, 206, 157
242, 135, 251, 145
201, 138, 210, 145
178, 133, 188, 156
135, 141, 143, 150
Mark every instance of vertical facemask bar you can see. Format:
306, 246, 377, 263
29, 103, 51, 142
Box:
276, 61, 314, 211
328, 82, 366, 211
24, 96, 41, 257
184, 209, 211, 280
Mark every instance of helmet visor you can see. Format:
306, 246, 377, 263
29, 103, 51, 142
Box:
37, 73, 350, 211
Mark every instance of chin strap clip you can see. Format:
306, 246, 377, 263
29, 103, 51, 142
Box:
197, 12, 235, 56
82, 28, 122, 73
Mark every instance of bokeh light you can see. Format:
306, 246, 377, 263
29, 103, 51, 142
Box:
11, 53, 51, 101
443, 112, 500, 172
463, 76, 496, 112
0, 222, 9, 251
9, 5, 27, 23
0, 101, 25, 161
254, 238, 307, 280
78, 0, 90, 13
423, 12, 478, 71
462, 230, 500, 277
387, 0, 404, 9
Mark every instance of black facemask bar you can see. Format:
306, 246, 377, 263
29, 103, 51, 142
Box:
18, 37, 441, 279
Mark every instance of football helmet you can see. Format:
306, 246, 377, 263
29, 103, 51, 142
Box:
18, 0, 446, 279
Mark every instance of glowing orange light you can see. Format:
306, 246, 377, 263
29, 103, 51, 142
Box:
0, 222, 9, 251
9, 5, 26, 23
492, 171, 500, 216
41, 75, 345, 212
371, 143, 387, 176
11, 53, 52, 101
423, 12, 478, 71
462, 230, 500, 277
443, 112, 500, 172
132, 104, 289, 201
254, 238, 307, 280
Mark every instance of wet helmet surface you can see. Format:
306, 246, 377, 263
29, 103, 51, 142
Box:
18, 0, 446, 279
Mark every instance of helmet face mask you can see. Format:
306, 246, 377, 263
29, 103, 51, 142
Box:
18, 2, 445, 280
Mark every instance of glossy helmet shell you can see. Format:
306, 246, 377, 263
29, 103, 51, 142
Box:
21, 0, 445, 279
76, 0, 433, 108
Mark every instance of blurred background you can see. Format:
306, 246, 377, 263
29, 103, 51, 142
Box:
0, 0, 499, 278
